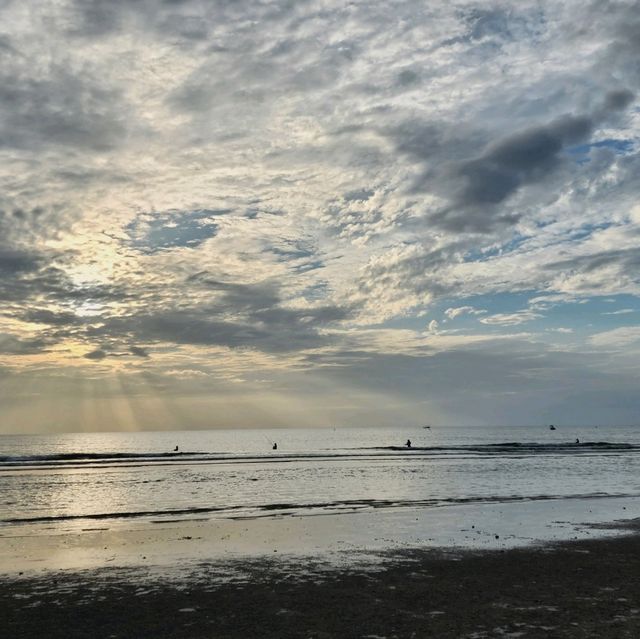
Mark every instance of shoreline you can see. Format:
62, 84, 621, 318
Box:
3, 519, 640, 638
2, 494, 638, 576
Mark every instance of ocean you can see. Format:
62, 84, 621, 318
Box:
2, 425, 640, 536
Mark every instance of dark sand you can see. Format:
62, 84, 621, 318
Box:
3, 525, 640, 638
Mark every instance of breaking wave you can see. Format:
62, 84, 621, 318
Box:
1, 441, 638, 471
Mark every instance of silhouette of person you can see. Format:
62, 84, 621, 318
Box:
272, 442, 278, 450
406, 439, 412, 448
575, 438, 580, 444
174, 445, 179, 452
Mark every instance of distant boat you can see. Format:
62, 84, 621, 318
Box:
549, 424, 556, 431
423, 425, 431, 429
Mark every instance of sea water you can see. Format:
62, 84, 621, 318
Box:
2, 425, 640, 533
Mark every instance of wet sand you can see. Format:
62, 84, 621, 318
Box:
3, 495, 637, 575
3, 521, 640, 638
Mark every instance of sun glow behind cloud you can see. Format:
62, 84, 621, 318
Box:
1, 0, 640, 432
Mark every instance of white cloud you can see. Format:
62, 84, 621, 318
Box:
1, 0, 640, 430
444, 305, 486, 319
480, 310, 542, 326
602, 308, 636, 315
590, 326, 640, 349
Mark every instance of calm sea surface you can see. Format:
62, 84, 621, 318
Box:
2, 425, 640, 533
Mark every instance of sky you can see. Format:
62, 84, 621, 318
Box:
1, 0, 640, 433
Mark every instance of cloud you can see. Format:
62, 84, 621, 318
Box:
98, 306, 340, 354
76, 274, 352, 354
20, 308, 82, 326
0, 334, 51, 355
304, 330, 640, 425
0, 59, 129, 152
67, 0, 220, 41
543, 246, 640, 295
453, 115, 592, 203
479, 310, 542, 326
0, 247, 42, 274
602, 308, 635, 315
83, 348, 108, 360
602, 88, 635, 112
590, 326, 640, 349
2, 0, 640, 430
410, 93, 633, 232
547, 247, 640, 275
444, 306, 485, 320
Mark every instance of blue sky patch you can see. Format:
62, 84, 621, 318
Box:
566, 138, 634, 164
125, 209, 229, 253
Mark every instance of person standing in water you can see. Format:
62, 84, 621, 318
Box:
272, 442, 277, 450
406, 439, 412, 448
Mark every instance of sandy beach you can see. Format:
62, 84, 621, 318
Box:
3, 0, 640, 634
3, 519, 640, 638
3, 428, 640, 637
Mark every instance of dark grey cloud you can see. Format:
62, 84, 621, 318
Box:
0, 334, 51, 355
84, 276, 351, 353
84, 348, 107, 360
389, 85, 635, 233
162, 3, 361, 142
603, 88, 635, 111
20, 308, 82, 327
192, 277, 280, 312
0, 247, 42, 274
0, 242, 137, 348
545, 247, 640, 280
68, 0, 205, 39
101, 311, 272, 350
305, 342, 579, 401
69, 0, 123, 38
79, 344, 151, 362
595, 1, 640, 86
0, 244, 82, 308
0, 33, 16, 54
192, 275, 348, 325
390, 121, 456, 163
129, 345, 149, 358
0, 62, 128, 152
396, 68, 420, 88
0, 204, 76, 248
304, 336, 640, 425
68, 0, 305, 42
343, 188, 375, 202
450, 114, 592, 205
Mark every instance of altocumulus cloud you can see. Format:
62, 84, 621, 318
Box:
0, 0, 640, 431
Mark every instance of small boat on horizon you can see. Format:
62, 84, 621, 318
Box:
549, 424, 556, 431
